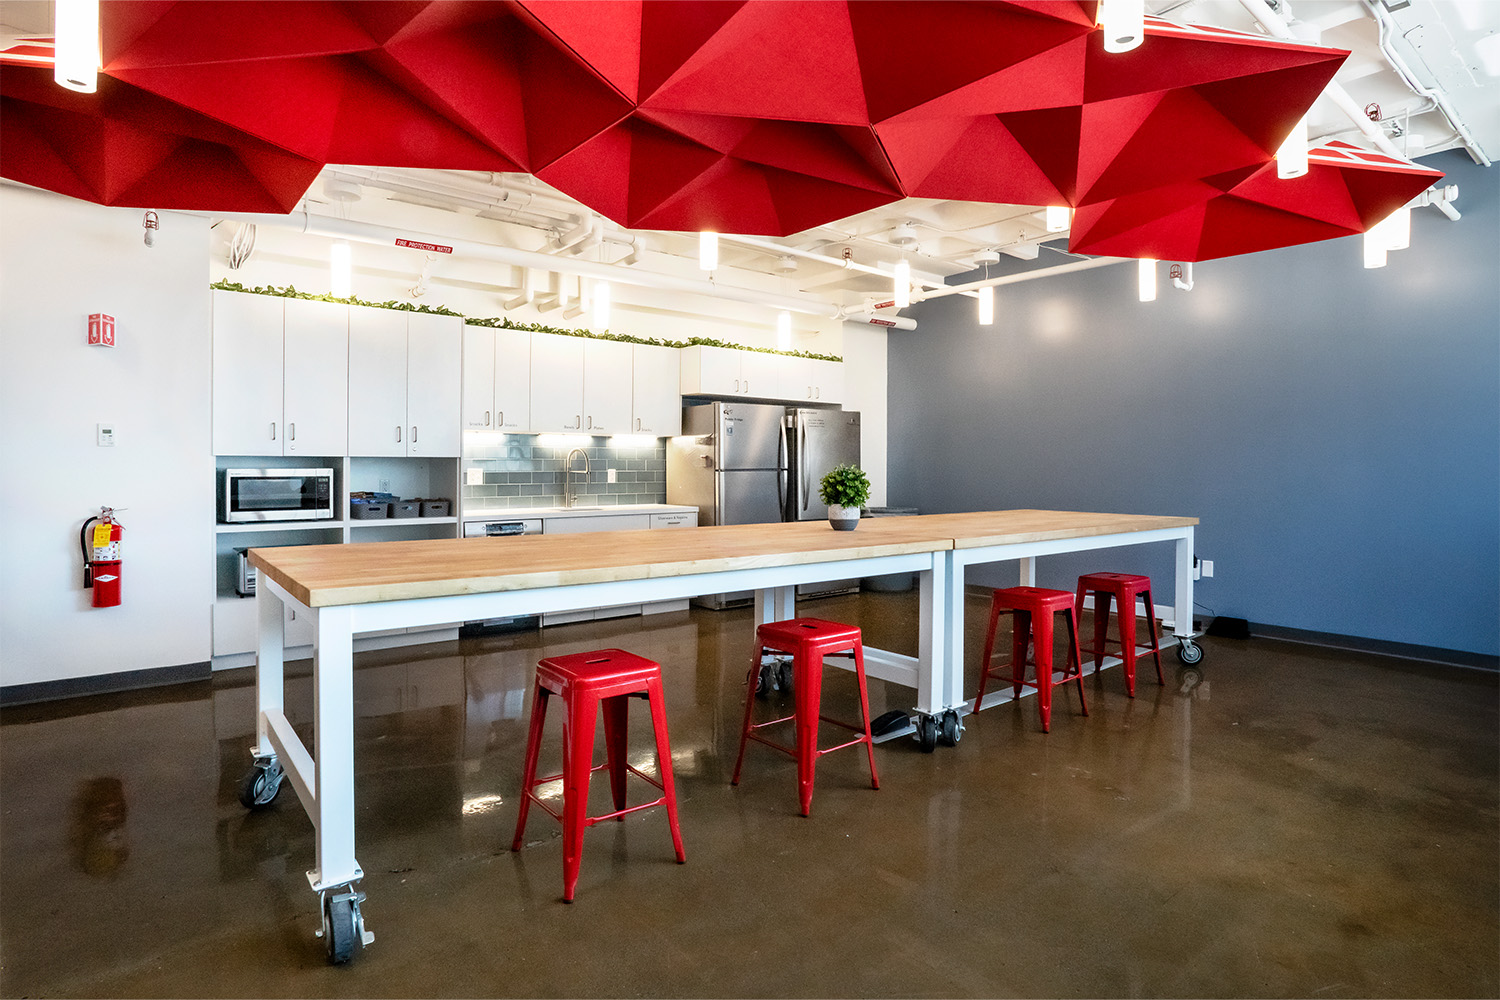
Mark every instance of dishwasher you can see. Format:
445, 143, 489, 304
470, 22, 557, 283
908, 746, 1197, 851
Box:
458, 518, 544, 635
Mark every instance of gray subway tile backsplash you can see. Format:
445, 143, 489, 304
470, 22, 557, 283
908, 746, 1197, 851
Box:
461, 434, 670, 511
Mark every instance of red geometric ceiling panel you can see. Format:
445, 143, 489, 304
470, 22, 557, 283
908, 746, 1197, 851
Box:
0, 1, 1440, 259
1067, 141, 1446, 261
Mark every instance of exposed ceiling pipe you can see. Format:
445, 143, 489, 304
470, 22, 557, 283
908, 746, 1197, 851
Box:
214, 210, 851, 320
503, 267, 533, 311
720, 232, 950, 291
899, 255, 1130, 305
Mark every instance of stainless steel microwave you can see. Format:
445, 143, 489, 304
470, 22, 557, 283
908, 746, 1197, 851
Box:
223, 468, 335, 523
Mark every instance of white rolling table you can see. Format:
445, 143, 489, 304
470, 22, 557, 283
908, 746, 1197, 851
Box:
245, 509, 1196, 962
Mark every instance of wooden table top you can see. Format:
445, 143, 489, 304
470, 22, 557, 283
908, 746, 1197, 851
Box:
248, 509, 1197, 608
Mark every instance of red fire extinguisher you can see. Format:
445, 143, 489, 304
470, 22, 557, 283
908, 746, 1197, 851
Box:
80, 507, 124, 608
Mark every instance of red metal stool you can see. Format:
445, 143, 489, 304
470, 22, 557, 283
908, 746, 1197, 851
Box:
731, 617, 880, 816
1074, 572, 1165, 697
511, 648, 685, 902
972, 586, 1088, 733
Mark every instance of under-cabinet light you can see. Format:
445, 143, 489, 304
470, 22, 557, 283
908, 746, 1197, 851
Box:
698, 231, 718, 271
330, 241, 352, 298
53, 0, 99, 93
978, 285, 994, 325
1138, 258, 1157, 302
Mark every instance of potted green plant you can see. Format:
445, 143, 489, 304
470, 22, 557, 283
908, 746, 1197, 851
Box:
818, 464, 871, 531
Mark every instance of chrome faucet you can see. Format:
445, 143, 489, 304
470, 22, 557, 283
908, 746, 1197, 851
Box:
563, 447, 590, 507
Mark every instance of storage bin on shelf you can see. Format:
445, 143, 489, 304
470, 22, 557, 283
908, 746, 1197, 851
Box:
390, 500, 421, 519
418, 499, 451, 517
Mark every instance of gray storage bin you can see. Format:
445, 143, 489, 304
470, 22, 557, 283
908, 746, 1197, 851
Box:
350, 501, 389, 519
390, 500, 420, 519
419, 499, 451, 517
862, 507, 920, 591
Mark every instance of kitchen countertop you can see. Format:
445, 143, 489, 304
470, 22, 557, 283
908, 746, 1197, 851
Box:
461, 503, 698, 522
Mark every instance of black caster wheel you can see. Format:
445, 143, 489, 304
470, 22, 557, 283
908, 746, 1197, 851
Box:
1176, 639, 1204, 665
238, 757, 284, 809
320, 886, 369, 965
914, 715, 939, 753
939, 710, 963, 746
775, 659, 794, 695
755, 665, 773, 697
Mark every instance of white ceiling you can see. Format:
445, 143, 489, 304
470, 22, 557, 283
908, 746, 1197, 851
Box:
4, 0, 1495, 313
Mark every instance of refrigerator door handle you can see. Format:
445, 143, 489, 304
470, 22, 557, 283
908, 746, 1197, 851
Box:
777, 422, 789, 520
800, 421, 809, 512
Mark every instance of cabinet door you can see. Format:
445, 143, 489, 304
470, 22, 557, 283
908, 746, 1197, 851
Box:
529, 332, 585, 432
347, 306, 408, 457
461, 325, 495, 430
212, 291, 284, 455
583, 339, 632, 434
493, 327, 531, 431
282, 298, 348, 456
406, 313, 461, 456
632, 344, 681, 435
777, 355, 814, 402
681, 346, 740, 395
738, 350, 780, 399
809, 359, 843, 404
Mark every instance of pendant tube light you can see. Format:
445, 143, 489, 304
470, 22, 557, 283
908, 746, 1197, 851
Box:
330, 241, 352, 298
893, 258, 911, 308
1276, 114, 1310, 179
978, 285, 994, 325
776, 310, 792, 350
1383, 205, 1411, 250
1363, 235, 1388, 269
593, 279, 611, 328
698, 231, 718, 271
1101, 0, 1145, 54
1045, 205, 1071, 233
54, 0, 100, 93
1137, 258, 1157, 302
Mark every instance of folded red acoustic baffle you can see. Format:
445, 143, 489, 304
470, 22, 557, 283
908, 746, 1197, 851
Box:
0, 66, 321, 212
1067, 141, 1445, 261
875, 17, 1348, 210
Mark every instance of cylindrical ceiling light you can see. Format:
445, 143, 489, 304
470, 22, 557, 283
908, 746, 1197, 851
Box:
776, 311, 792, 350
1101, 0, 1145, 54
1363, 235, 1388, 269
1137, 258, 1157, 302
54, 0, 100, 93
893, 258, 911, 308
330, 241, 352, 298
1381, 205, 1411, 250
1045, 205, 1071, 233
593, 280, 611, 328
978, 285, 994, 326
698, 231, 718, 271
1276, 114, 1310, 179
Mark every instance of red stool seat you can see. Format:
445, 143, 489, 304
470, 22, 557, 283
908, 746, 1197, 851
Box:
1074, 572, 1164, 697
972, 587, 1088, 732
511, 648, 685, 902
731, 617, 880, 816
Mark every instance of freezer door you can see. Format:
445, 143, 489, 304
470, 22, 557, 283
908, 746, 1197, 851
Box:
717, 469, 784, 525
717, 401, 786, 470
789, 409, 861, 520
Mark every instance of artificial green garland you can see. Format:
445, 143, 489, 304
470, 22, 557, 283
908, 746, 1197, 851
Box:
210, 280, 843, 362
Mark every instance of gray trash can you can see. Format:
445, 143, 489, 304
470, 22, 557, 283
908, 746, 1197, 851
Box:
861, 507, 919, 592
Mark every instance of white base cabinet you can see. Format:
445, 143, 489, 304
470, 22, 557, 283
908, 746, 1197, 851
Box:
538, 509, 696, 624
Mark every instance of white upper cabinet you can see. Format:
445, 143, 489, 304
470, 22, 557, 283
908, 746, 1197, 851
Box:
582, 339, 632, 434
529, 332, 585, 432
679, 344, 839, 403
348, 306, 461, 457
462, 325, 532, 432
778, 356, 844, 405
631, 344, 681, 436
212, 291, 348, 456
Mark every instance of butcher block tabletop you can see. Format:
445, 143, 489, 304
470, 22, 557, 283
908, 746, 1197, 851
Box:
248, 509, 1198, 609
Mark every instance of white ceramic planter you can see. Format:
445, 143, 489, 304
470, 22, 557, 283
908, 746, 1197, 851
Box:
827, 504, 861, 531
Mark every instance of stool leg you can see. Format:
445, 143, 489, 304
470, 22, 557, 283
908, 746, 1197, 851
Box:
1011, 609, 1030, 699
1092, 590, 1112, 674
793, 650, 824, 817
1142, 586, 1165, 685
852, 643, 879, 791
1118, 588, 1139, 697
730, 643, 766, 786
560, 690, 599, 902
645, 677, 686, 863
973, 596, 1004, 713
601, 694, 630, 818
1064, 607, 1089, 718
511, 682, 549, 852
1034, 609, 1056, 733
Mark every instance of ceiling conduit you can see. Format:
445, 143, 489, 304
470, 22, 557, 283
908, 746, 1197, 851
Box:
215, 210, 919, 330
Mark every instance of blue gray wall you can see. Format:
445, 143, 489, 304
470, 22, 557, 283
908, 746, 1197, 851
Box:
889, 151, 1498, 657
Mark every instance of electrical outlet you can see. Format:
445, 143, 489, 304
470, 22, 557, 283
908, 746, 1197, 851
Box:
466, 467, 484, 486
378, 478, 391, 492
606, 468, 617, 484
1201, 559, 1214, 578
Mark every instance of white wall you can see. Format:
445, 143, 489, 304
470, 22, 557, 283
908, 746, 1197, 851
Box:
839, 322, 888, 508
0, 187, 213, 687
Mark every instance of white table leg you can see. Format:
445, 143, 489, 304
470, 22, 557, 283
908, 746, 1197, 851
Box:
253, 585, 285, 757
1174, 527, 1196, 638
754, 585, 796, 625
1018, 556, 1036, 587
309, 604, 362, 892
916, 550, 964, 716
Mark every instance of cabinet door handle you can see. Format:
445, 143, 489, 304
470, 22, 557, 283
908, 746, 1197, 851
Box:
485, 410, 491, 427
288, 422, 296, 441
497, 410, 503, 426
270, 422, 276, 441
744, 379, 750, 394
411, 426, 418, 443
575, 415, 582, 430
635, 417, 642, 431
396, 425, 402, 443
587, 415, 593, 430
733, 378, 740, 393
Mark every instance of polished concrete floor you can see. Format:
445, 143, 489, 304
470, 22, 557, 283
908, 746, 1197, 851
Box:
2, 589, 1496, 998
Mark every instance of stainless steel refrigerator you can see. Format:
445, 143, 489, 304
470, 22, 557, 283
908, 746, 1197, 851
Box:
668, 401, 860, 607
